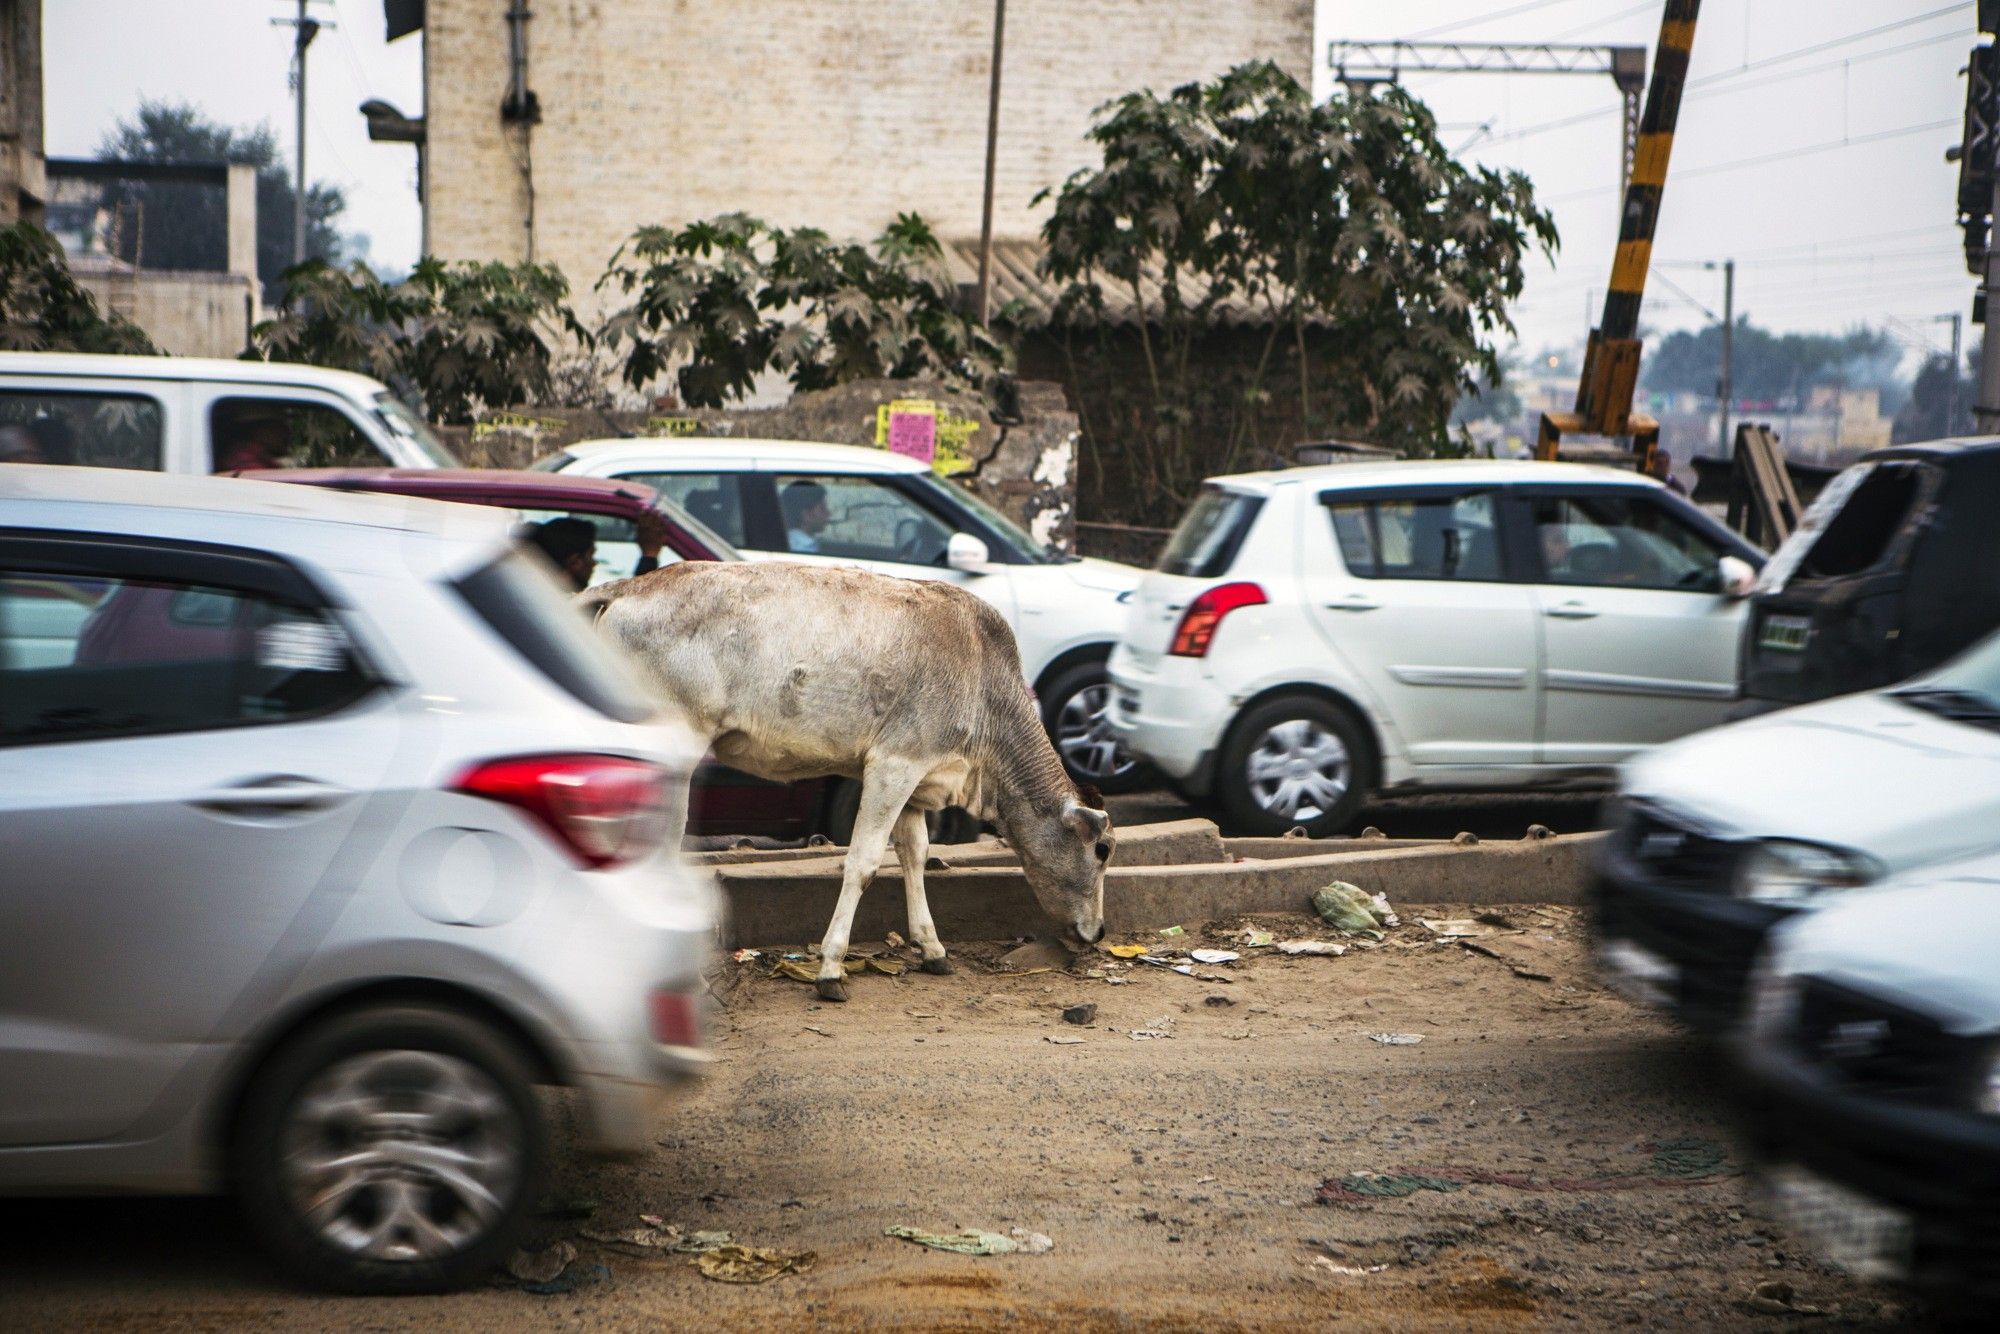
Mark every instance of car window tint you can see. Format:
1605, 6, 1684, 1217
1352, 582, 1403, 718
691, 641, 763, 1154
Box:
511, 506, 670, 587
0, 572, 372, 746
1530, 493, 1726, 592
1326, 494, 1502, 581
772, 472, 954, 565
210, 397, 390, 472
0, 390, 164, 470
626, 472, 744, 546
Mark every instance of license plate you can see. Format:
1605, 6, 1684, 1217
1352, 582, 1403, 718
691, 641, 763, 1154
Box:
1760, 614, 1812, 653
1759, 1164, 1913, 1281
1597, 938, 1678, 1008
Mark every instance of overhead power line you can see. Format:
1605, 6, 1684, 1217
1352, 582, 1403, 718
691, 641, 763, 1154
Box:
1543, 117, 1958, 204
1408, 0, 1584, 42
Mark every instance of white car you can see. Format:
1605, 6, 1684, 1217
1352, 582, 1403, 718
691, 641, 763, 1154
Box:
0, 466, 716, 1292
1594, 627, 2000, 1028
538, 438, 1149, 789
1108, 460, 1764, 835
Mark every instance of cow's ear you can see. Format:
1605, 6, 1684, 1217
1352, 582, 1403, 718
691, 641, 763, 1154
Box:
1063, 800, 1109, 840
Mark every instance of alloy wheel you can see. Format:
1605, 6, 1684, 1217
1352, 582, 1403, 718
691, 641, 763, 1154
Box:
1055, 682, 1138, 783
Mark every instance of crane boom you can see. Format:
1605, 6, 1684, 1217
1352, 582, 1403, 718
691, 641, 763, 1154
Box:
1537, 0, 1701, 463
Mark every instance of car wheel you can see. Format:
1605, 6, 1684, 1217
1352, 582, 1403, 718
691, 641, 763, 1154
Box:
232, 1004, 548, 1294
1041, 660, 1148, 795
1216, 695, 1373, 837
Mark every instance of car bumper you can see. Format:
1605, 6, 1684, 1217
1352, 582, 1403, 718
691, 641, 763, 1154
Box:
1588, 845, 1793, 1030
1738, 1042, 2000, 1302
1106, 651, 1230, 790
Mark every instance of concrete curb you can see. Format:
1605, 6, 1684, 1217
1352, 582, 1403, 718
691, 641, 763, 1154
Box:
720, 831, 1602, 947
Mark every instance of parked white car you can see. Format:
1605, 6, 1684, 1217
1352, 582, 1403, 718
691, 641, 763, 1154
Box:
0, 351, 457, 474
538, 438, 1149, 789
1594, 627, 2000, 1027
1108, 460, 1764, 835
0, 466, 716, 1292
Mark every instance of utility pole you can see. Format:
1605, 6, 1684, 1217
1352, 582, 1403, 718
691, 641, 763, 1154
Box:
973, 0, 1007, 327
1712, 258, 1734, 456
1950, 310, 1965, 432
272, 2, 332, 266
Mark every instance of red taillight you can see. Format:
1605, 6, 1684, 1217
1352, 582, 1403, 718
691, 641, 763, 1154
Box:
453, 754, 670, 868
648, 989, 700, 1048
1168, 582, 1267, 657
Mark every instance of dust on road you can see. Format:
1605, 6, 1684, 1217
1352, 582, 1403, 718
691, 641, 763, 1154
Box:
2, 907, 1918, 1331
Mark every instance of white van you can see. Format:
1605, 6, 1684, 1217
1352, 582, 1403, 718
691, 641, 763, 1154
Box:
0, 352, 458, 475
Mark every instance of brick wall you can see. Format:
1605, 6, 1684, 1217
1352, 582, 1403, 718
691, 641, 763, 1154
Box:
422, 0, 1312, 291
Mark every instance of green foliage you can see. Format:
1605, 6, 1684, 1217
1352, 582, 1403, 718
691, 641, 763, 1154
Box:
98, 99, 350, 301
1036, 61, 1555, 501
1643, 318, 1900, 402
0, 222, 158, 355
1893, 345, 1977, 443
248, 258, 586, 425
597, 212, 1009, 408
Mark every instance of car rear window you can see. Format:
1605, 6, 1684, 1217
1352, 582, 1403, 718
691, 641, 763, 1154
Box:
1157, 488, 1264, 578
453, 550, 656, 723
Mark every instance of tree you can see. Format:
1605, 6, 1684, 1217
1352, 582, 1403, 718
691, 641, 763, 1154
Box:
1035, 62, 1555, 502
1643, 318, 1899, 404
597, 212, 1009, 408
0, 222, 158, 355
248, 258, 585, 425
1893, 345, 1977, 442
97, 100, 349, 302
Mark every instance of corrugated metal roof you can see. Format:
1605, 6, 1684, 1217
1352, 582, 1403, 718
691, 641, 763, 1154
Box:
939, 239, 1287, 330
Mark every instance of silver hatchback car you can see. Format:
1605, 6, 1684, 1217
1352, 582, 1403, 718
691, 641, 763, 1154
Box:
0, 466, 717, 1292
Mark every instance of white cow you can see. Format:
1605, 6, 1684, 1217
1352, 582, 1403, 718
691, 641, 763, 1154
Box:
583, 561, 1114, 1001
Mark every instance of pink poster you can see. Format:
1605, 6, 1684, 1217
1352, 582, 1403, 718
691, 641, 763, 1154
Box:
886, 409, 937, 465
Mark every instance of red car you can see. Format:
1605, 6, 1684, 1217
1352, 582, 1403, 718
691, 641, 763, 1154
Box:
248, 467, 847, 841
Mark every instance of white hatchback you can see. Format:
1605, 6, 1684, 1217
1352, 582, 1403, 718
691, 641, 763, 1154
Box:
539, 437, 1149, 789
1108, 460, 1763, 834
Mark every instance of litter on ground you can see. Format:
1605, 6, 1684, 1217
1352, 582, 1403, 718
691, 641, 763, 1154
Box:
691, 1244, 817, 1283
1312, 883, 1399, 938
1106, 944, 1149, 958
1276, 939, 1345, 956
1189, 949, 1240, 964
884, 1225, 1048, 1256
1368, 1032, 1423, 1045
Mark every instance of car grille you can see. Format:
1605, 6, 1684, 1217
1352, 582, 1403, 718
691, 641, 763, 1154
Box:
1793, 979, 1979, 1106
1618, 803, 1744, 891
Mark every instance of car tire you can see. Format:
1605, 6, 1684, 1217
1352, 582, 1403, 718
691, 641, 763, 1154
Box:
231, 1003, 549, 1295
1039, 659, 1149, 795
819, 779, 983, 846
1216, 694, 1373, 837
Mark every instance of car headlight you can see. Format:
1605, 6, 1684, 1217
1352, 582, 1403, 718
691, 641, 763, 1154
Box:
1734, 840, 1880, 906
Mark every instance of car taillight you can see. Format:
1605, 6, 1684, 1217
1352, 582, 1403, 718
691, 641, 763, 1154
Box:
1169, 582, 1267, 657
648, 989, 700, 1048
453, 754, 670, 868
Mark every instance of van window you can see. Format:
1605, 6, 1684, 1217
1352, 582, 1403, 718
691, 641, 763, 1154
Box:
210, 398, 392, 472
0, 391, 164, 470
1158, 488, 1265, 578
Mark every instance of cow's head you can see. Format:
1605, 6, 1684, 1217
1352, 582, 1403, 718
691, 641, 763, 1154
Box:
1015, 784, 1113, 948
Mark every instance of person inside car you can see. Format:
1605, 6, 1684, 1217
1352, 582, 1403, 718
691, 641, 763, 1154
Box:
782, 480, 830, 554
525, 512, 670, 591
212, 404, 292, 473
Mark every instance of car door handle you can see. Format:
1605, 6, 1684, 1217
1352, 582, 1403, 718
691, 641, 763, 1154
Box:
1545, 601, 1598, 619
1324, 596, 1381, 612
188, 776, 351, 817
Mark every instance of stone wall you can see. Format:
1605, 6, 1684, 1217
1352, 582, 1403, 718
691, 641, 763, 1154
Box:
449, 377, 1084, 551
419, 0, 1312, 297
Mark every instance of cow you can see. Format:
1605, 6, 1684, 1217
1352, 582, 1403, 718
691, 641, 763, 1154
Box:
581, 560, 1115, 1001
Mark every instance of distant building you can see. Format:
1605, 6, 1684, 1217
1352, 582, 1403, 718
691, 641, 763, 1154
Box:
377, 0, 1312, 294
0, 0, 46, 223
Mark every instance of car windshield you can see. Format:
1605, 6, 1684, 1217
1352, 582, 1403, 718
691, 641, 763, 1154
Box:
1895, 631, 2000, 728
911, 471, 1059, 563
371, 393, 461, 467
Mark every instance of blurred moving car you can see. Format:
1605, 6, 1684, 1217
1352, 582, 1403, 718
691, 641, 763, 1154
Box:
252, 466, 844, 843
1594, 627, 2000, 1028
0, 352, 457, 474
1742, 438, 2000, 714
1739, 863, 2000, 1307
536, 438, 1149, 791
0, 466, 716, 1292
1108, 461, 1762, 836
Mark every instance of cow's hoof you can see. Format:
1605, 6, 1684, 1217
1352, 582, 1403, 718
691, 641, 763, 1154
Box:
815, 978, 849, 1002
919, 956, 954, 976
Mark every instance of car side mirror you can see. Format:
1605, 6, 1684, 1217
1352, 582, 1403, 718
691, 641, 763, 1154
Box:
946, 532, 992, 573
1718, 555, 1757, 599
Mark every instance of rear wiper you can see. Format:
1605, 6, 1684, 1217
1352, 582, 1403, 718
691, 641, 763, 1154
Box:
1892, 686, 2000, 725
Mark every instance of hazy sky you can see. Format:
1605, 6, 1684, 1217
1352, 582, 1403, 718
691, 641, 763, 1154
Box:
44, 1, 1976, 365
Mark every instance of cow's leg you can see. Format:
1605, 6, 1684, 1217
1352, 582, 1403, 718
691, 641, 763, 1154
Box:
815, 763, 917, 1002
894, 805, 950, 973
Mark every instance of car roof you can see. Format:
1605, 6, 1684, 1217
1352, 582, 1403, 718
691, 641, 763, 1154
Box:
0, 350, 393, 400
555, 436, 928, 474
1210, 458, 1659, 493
244, 467, 662, 513
1864, 436, 2000, 463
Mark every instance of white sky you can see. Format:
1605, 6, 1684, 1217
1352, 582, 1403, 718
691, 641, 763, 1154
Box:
44, 1, 1978, 366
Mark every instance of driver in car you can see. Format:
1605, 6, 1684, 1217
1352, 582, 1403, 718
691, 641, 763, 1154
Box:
783, 481, 831, 554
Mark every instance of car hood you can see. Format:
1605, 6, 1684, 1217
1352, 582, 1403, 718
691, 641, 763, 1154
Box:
1623, 691, 2000, 869
1774, 874, 2000, 1034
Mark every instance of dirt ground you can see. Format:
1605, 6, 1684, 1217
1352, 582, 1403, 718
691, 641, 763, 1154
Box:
2, 905, 1924, 1332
